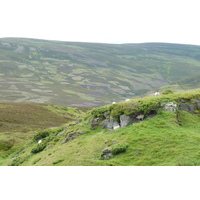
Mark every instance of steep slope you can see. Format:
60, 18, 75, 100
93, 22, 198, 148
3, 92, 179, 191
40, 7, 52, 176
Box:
0, 38, 200, 106
0, 102, 89, 158
1, 89, 200, 166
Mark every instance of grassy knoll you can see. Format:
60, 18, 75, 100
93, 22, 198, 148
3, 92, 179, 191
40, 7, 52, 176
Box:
0, 102, 90, 158
1, 89, 199, 166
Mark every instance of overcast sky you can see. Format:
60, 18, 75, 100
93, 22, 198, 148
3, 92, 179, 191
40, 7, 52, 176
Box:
1, 0, 200, 45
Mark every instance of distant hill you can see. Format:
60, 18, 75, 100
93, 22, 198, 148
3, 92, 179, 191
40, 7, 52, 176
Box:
0, 38, 200, 106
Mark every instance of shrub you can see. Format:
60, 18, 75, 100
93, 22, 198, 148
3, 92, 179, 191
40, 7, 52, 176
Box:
34, 130, 51, 141
31, 143, 46, 154
9, 157, 26, 166
9, 155, 31, 166
52, 159, 64, 165
32, 158, 42, 165
162, 89, 173, 95
111, 143, 128, 155
91, 105, 111, 117
33, 127, 64, 142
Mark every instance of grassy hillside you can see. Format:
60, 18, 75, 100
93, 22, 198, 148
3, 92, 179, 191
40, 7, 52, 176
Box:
1, 89, 200, 166
0, 38, 200, 106
0, 102, 90, 158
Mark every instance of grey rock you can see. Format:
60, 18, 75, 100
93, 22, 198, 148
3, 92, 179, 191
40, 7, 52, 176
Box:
195, 100, 200, 110
90, 116, 105, 123
102, 149, 111, 154
188, 104, 195, 114
77, 132, 84, 135
102, 153, 113, 159
102, 119, 113, 129
101, 118, 119, 129
120, 114, 135, 128
136, 114, 145, 120
104, 112, 110, 119
68, 132, 75, 137
76, 119, 82, 123
57, 132, 64, 136
91, 122, 99, 129
163, 102, 177, 112
101, 148, 113, 159
179, 103, 188, 112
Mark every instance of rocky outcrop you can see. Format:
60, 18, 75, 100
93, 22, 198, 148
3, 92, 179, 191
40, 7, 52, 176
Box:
120, 114, 136, 128
101, 149, 113, 159
179, 100, 200, 114
162, 102, 177, 112
90, 98, 200, 130
102, 118, 120, 129
62, 132, 84, 144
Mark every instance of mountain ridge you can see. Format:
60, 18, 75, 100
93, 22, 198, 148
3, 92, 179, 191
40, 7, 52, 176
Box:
0, 37, 200, 106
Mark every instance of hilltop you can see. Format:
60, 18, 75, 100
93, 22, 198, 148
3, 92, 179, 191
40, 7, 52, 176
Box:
0, 38, 200, 106
1, 89, 200, 166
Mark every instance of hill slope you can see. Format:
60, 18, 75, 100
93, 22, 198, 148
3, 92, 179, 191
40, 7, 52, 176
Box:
1, 89, 200, 166
0, 38, 200, 106
0, 102, 89, 158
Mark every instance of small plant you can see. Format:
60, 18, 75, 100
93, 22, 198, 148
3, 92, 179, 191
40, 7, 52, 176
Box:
33, 127, 64, 142
9, 157, 26, 166
34, 130, 51, 141
52, 159, 64, 165
162, 89, 173, 95
9, 155, 31, 166
31, 143, 46, 154
32, 157, 42, 165
91, 105, 111, 118
111, 143, 128, 155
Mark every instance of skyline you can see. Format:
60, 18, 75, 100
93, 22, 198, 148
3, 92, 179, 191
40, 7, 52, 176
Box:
1, 0, 200, 45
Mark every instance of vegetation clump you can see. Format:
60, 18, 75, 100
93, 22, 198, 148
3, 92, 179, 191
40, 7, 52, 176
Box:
111, 143, 128, 155
33, 127, 64, 142
162, 89, 173, 95
31, 143, 46, 154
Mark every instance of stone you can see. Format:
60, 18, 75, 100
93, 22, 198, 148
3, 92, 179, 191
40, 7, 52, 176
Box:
77, 132, 84, 135
136, 114, 145, 120
195, 100, 200, 110
57, 132, 64, 136
101, 148, 113, 159
104, 112, 110, 119
91, 122, 99, 129
76, 119, 82, 123
120, 114, 135, 128
179, 103, 189, 112
68, 132, 75, 137
102, 153, 113, 159
163, 102, 177, 112
102, 149, 111, 154
101, 118, 119, 129
188, 104, 195, 114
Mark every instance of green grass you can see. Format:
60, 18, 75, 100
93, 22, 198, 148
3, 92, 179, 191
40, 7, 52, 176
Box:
0, 102, 89, 158
0, 90, 199, 166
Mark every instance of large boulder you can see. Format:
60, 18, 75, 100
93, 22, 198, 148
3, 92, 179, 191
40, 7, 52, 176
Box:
120, 114, 135, 128
179, 103, 189, 112
188, 104, 195, 114
163, 102, 177, 112
101, 118, 120, 129
195, 100, 200, 110
101, 149, 113, 159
